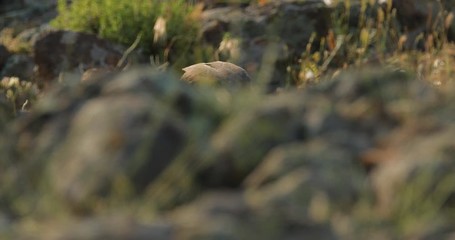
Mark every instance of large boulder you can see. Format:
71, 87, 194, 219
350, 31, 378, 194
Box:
0, 0, 24, 13
193, 68, 439, 188
1, 64, 452, 239
0, 67, 225, 215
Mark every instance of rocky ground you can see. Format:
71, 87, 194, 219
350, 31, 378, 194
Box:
1, 0, 455, 239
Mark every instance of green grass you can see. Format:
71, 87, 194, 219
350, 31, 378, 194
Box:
51, 0, 203, 69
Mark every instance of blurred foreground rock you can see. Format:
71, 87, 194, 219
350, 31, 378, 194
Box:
1, 67, 225, 214
1, 0, 455, 238
3, 63, 455, 238
2, 66, 455, 239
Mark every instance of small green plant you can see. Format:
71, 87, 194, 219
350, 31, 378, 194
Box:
52, 0, 203, 69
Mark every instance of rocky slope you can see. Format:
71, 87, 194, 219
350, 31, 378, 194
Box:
1, 0, 455, 239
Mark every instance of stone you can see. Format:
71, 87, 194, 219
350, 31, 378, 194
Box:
17, 216, 173, 240
0, 0, 24, 13
0, 44, 10, 71
34, 30, 125, 87
245, 141, 366, 222
199, 1, 331, 88
169, 191, 250, 240
0, 54, 34, 80
0, 67, 226, 214
370, 124, 455, 215
0, 93, 13, 131
197, 91, 307, 187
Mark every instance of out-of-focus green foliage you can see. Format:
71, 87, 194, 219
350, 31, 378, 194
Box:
51, 0, 202, 68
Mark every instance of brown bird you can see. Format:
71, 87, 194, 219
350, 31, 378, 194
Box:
181, 61, 251, 89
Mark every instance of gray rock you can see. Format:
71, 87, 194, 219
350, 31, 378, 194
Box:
0, 95, 13, 131
371, 125, 455, 214
0, 67, 226, 214
19, 216, 173, 240
1, 54, 34, 80
169, 191, 250, 240
169, 189, 339, 240
0, 0, 24, 13
200, 1, 331, 88
34, 30, 125, 87
245, 141, 366, 223
0, 44, 10, 70
196, 91, 307, 187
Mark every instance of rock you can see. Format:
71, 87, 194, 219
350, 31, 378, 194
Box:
0, 93, 13, 131
46, 69, 205, 212
0, 0, 57, 29
169, 189, 340, 239
0, 54, 34, 80
195, 68, 437, 188
371, 124, 455, 214
169, 191, 251, 240
181, 61, 251, 90
0, 67, 226, 214
50, 94, 186, 210
197, 91, 307, 187
306, 68, 439, 158
0, 0, 24, 13
17, 216, 173, 240
34, 30, 125, 87
13, 24, 53, 49
364, 122, 455, 238
245, 141, 366, 223
251, 0, 331, 53
0, 44, 10, 70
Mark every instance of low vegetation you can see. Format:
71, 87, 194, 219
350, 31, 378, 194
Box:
52, 0, 203, 69
1, 0, 455, 238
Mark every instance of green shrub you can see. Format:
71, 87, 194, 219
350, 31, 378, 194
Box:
51, 0, 202, 69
